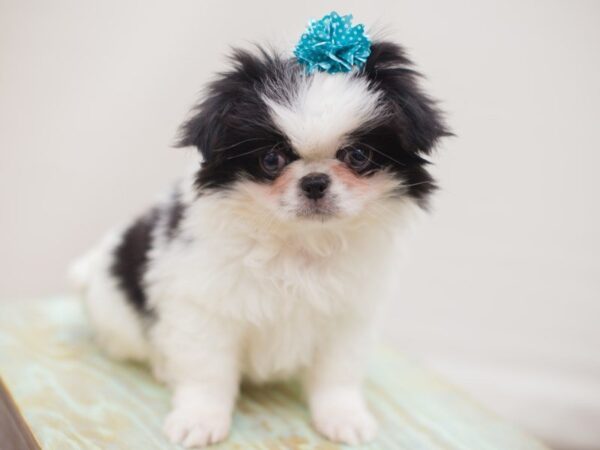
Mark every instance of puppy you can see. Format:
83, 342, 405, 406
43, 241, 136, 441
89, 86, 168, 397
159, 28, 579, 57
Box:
72, 30, 448, 447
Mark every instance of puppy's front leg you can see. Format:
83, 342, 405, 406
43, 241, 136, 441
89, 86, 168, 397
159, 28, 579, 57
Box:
153, 307, 240, 448
305, 324, 377, 446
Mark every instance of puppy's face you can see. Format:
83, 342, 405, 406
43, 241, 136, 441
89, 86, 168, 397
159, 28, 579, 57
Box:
178, 43, 449, 224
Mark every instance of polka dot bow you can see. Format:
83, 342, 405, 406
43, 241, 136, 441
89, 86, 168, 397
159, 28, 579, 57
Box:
294, 11, 372, 74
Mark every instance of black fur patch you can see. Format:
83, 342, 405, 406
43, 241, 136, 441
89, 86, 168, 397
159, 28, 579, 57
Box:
349, 123, 438, 204
363, 42, 451, 156
111, 208, 160, 313
176, 41, 450, 205
177, 48, 299, 191
358, 41, 451, 205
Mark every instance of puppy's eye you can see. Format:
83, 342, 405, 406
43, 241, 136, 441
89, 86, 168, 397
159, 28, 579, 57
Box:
260, 150, 287, 176
336, 147, 372, 172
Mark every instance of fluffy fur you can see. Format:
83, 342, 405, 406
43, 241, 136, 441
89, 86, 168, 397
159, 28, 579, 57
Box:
72, 40, 449, 447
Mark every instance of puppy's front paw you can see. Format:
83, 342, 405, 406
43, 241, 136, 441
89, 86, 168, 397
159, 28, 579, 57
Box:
310, 388, 377, 445
163, 407, 231, 448
313, 405, 377, 445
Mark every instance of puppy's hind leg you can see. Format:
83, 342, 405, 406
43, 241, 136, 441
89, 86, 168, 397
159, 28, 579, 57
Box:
71, 232, 151, 363
85, 276, 151, 362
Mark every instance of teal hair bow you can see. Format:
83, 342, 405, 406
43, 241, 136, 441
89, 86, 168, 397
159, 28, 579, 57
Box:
294, 11, 371, 74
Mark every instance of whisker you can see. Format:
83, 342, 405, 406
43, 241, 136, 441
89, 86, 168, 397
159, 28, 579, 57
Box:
225, 144, 280, 160
360, 142, 406, 167
402, 180, 434, 188
211, 137, 268, 153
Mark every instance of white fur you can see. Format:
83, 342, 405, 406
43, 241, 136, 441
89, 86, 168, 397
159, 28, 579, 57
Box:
76, 180, 416, 447
74, 72, 419, 448
265, 71, 384, 159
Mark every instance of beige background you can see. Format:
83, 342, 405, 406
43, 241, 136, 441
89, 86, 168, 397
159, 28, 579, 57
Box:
1, 1, 599, 449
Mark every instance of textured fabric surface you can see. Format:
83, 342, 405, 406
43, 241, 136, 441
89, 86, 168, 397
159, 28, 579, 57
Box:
0, 297, 548, 450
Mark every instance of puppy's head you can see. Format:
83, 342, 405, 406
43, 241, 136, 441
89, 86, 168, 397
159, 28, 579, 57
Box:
178, 42, 449, 225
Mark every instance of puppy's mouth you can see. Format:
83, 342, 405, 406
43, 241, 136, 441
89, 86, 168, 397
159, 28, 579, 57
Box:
295, 198, 338, 220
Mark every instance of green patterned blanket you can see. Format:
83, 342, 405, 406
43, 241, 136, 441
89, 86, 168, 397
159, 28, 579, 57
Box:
0, 297, 547, 449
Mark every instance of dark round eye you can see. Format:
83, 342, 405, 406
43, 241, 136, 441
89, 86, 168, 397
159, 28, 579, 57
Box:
337, 147, 372, 172
260, 150, 287, 176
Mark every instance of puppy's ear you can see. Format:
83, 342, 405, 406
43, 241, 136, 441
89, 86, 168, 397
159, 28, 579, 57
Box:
363, 41, 451, 155
175, 84, 229, 161
175, 48, 278, 160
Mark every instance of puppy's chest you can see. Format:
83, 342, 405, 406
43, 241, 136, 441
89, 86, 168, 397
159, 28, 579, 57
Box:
234, 247, 377, 382
241, 308, 326, 383
184, 236, 380, 320
242, 236, 381, 296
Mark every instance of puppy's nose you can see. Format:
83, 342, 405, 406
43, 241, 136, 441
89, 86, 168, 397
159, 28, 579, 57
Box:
300, 173, 330, 200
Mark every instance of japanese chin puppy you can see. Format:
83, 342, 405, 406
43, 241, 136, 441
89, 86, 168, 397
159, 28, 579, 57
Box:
71, 40, 449, 447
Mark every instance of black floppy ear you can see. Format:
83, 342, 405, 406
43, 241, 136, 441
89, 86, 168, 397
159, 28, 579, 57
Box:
363, 41, 451, 155
175, 47, 284, 161
175, 87, 229, 161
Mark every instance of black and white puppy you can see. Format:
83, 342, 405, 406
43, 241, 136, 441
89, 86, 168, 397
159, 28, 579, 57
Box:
72, 41, 449, 447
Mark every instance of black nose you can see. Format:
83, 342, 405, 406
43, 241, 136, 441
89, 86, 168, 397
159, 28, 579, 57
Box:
300, 173, 331, 200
